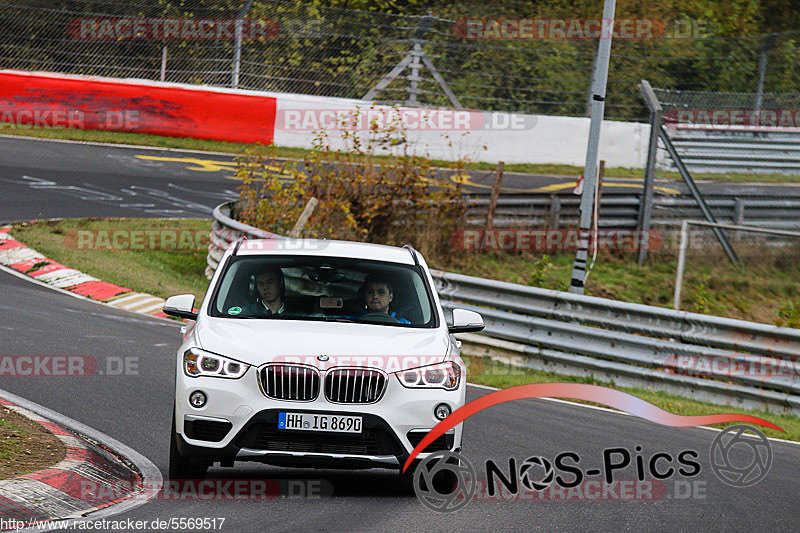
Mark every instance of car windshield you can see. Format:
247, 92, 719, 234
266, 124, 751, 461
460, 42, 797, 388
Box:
209, 255, 437, 327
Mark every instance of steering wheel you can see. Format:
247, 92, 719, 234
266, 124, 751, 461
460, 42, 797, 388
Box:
356, 312, 399, 324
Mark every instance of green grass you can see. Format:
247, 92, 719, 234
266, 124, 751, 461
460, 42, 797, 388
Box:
0, 419, 27, 462
463, 355, 800, 442
2, 124, 800, 184
438, 248, 800, 326
11, 218, 211, 303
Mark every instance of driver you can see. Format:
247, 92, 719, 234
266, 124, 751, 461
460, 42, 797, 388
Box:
360, 275, 410, 324
247, 267, 286, 316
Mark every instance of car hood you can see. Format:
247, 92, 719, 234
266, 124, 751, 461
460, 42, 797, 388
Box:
194, 317, 451, 370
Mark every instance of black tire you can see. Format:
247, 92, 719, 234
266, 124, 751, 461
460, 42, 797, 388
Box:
168, 407, 209, 480
398, 463, 418, 495
401, 459, 458, 495
431, 469, 459, 494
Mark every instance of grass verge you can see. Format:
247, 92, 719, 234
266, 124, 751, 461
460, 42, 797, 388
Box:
8, 217, 800, 442
440, 248, 800, 326
2, 124, 800, 184
0, 406, 66, 479
10, 218, 211, 303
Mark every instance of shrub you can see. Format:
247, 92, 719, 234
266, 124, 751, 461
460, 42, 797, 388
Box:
234, 105, 467, 260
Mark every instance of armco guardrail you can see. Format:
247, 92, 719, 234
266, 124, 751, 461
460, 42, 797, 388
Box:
431, 270, 800, 358
207, 202, 800, 414
431, 269, 800, 414
205, 202, 281, 279
465, 193, 800, 230
666, 129, 800, 175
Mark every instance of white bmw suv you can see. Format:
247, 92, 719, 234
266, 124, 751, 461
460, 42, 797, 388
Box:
163, 238, 484, 479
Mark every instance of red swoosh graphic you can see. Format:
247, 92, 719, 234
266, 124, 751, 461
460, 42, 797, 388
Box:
402, 383, 783, 473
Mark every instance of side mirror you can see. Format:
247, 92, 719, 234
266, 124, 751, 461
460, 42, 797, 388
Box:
163, 294, 198, 320
448, 308, 485, 334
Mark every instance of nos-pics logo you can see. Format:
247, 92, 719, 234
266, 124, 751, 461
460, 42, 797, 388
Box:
414, 425, 772, 512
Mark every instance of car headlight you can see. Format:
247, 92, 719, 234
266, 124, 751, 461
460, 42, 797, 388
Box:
395, 361, 461, 391
183, 348, 249, 379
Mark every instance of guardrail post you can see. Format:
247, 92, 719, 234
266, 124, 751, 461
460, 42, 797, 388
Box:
486, 162, 504, 230
549, 195, 561, 229
673, 219, 690, 310
734, 198, 745, 242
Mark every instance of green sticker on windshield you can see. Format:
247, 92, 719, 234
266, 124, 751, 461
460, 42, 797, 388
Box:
228, 306, 242, 315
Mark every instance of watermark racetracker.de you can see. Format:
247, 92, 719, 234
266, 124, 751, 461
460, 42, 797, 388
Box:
0, 109, 139, 131
275, 108, 536, 132
67, 18, 279, 41
62, 228, 332, 252
665, 354, 800, 380
0, 355, 138, 377
453, 18, 711, 40
450, 229, 663, 252
665, 108, 800, 131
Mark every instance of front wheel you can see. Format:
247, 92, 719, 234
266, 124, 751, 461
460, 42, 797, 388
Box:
169, 407, 209, 480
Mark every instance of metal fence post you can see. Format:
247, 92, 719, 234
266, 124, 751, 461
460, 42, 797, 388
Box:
363, 13, 461, 108
160, 46, 167, 82
486, 162, 504, 230
569, 0, 617, 295
232, 0, 255, 89
755, 33, 776, 114
637, 80, 662, 265
659, 128, 739, 264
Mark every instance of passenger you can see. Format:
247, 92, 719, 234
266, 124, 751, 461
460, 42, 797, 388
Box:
360, 274, 410, 324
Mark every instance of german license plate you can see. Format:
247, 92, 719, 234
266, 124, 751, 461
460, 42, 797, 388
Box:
278, 412, 362, 433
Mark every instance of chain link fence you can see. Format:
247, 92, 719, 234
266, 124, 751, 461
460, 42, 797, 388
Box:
648, 84, 800, 175
1, 0, 800, 121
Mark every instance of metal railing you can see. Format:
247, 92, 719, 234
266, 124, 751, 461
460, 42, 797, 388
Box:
667, 130, 800, 175
431, 269, 800, 414
651, 85, 800, 175
465, 193, 800, 230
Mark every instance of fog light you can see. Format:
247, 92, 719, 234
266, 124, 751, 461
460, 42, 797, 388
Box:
434, 403, 452, 420
189, 391, 207, 408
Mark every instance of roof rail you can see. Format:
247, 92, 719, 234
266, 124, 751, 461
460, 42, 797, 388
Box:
402, 244, 421, 266
232, 237, 247, 255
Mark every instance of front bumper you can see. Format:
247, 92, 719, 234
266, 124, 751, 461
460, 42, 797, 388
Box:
175, 366, 465, 469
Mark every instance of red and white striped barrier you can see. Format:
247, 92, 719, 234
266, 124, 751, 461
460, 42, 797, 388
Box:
0, 69, 650, 168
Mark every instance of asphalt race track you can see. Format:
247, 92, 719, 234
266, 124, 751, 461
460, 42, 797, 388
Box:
2, 135, 800, 224
1, 136, 799, 531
